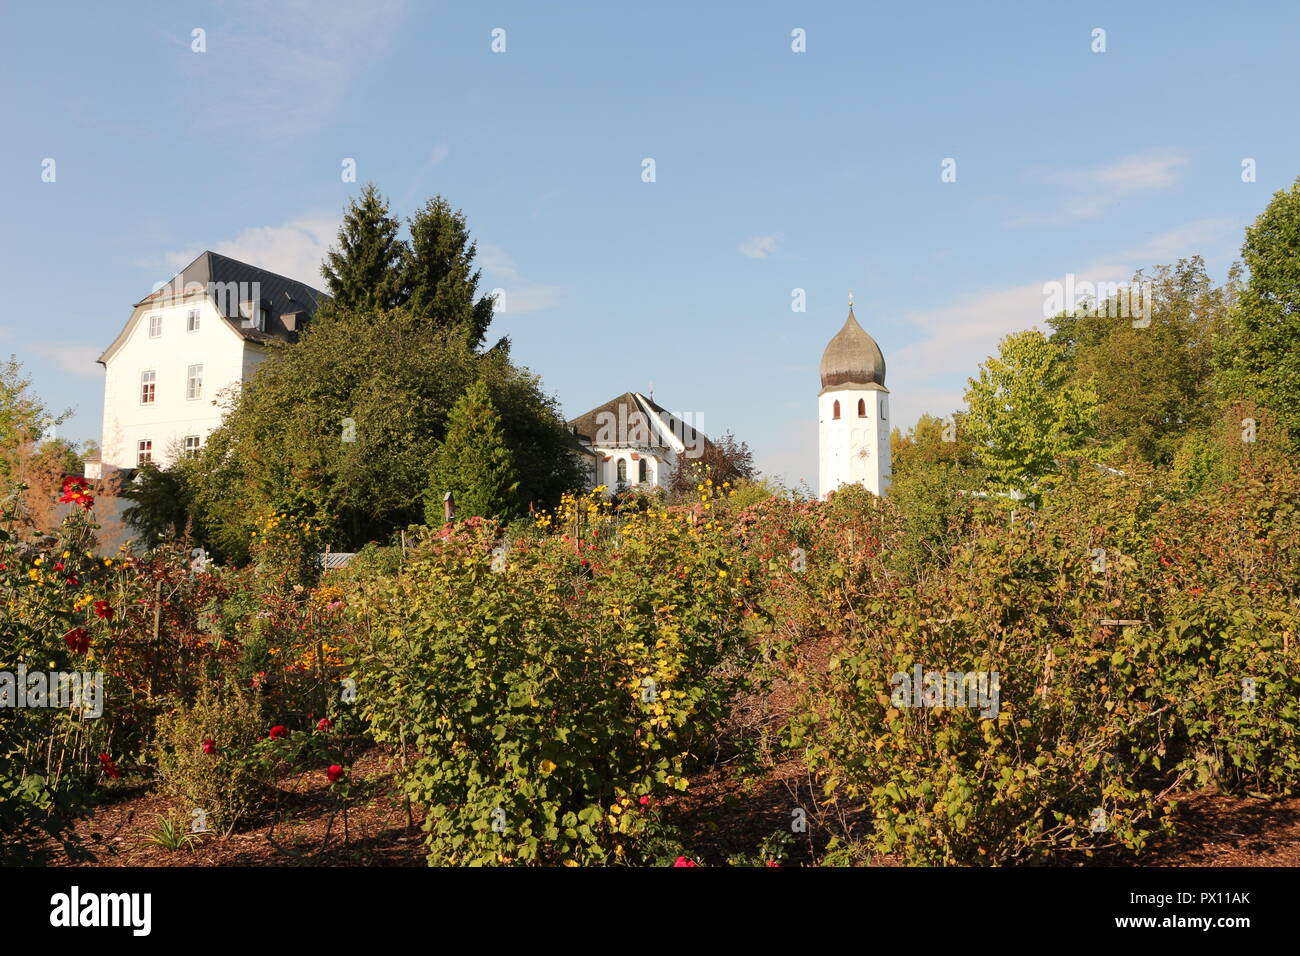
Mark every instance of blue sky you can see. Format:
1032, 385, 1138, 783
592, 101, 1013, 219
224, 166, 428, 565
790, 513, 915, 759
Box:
3, 0, 1298, 487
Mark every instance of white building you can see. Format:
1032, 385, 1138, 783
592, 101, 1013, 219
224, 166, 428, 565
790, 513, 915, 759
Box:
818, 304, 892, 497
89, 251, 327, 476
567, 391, 708, 492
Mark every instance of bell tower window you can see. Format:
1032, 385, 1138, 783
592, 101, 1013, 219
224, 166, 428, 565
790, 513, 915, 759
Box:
832, 400, 841, 420
857, 398, 866, 417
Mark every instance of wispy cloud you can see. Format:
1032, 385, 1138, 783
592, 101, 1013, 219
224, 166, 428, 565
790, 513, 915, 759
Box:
1013, 150, 1189, 225
740, 235, 779, 259
28, 343, 104, 379
147, 216, 340, 289
887, 217, 1239, 428
192, 0, 408, 131
478, 244, 566, 315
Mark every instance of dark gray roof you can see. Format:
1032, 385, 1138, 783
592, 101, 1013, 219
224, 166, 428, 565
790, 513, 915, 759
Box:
568, 391, 713, 455
133, 250, 330, 345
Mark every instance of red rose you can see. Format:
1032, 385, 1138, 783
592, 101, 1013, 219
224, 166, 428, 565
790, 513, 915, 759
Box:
317, 718, 333, 732
98, 753, 122, 779
93, 600, 114, 620
326, 764, 344, 783
63, 627, 90, 655
673, 856, 697, 867
269, 725, 288, 739
202, 738, 216, 755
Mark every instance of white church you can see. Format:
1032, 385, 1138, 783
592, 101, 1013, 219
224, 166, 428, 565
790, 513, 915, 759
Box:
817, 302, 892, 497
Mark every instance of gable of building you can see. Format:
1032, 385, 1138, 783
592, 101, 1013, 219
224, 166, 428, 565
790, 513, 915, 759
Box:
98, 250, 330, 366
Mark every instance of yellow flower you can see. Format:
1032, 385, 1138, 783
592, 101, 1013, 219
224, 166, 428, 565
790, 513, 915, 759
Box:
539, 759, 557, 775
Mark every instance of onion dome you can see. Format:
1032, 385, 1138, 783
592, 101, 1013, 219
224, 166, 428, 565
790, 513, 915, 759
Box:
819, 306, 886, 389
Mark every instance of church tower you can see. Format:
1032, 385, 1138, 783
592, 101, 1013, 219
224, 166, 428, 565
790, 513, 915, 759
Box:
818, 300, 891, 497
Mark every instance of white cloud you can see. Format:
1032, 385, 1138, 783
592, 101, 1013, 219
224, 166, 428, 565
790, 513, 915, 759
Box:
151, 216, 339, 289
478, 244, 565, 315
28, 343, 104, 379
1015, 150, 1189, 225
740, 235, 779, 259
430, 143, 450, 165
888, 218, 1240, 426
194, 0, 408, 131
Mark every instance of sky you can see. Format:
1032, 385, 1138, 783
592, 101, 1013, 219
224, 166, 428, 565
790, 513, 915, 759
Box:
3, 0, 1298, 489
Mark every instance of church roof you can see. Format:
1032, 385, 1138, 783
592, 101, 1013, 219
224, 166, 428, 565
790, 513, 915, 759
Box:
819, 306, 886, 389
567, 391, 712, 454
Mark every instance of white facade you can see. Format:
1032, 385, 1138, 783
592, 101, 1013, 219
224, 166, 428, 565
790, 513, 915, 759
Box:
99, 293, 268, 471
818, 386, 892, 497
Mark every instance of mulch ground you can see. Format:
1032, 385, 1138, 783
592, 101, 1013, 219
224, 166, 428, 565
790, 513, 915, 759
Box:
33, 744, 1300, 867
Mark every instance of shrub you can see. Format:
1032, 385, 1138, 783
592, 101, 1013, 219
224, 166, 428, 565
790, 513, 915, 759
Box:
154, 681, 276, 833
344, 490, 753, 865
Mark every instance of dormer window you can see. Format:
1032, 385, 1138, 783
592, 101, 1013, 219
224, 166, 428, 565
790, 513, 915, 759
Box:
239, 300, 266, 331
148, 314, 161, 338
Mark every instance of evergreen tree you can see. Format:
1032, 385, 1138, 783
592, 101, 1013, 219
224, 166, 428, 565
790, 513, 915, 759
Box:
1220, 176, 1300, 446
320, 184, 407, 312
425, 380, 522, 522
405, 196, 497, 348
121, 463, 190, 548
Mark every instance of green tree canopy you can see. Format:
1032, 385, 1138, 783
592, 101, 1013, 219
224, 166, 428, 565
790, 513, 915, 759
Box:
188, 309, 580, 559
963, 330, 1099, 502
1048, 257, 1236, 465
1219, 176, 1300, 447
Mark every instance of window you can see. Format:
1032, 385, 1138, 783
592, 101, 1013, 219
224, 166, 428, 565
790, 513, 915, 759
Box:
857, 398, 866, 417
616, 459, 627, 483
140, 370, 156, 404
187, 308, 200, 332
880, 401, 887, 420
832, 400, 841, 420
187, 364, 203, 400
137, 440, 153, 467
638, 458, 648, 483
183, 435, 201, 458
148, 314, 161, 338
